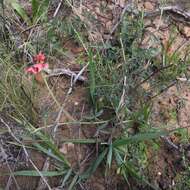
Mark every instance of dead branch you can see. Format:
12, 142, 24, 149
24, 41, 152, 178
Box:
44, 68, 87, 82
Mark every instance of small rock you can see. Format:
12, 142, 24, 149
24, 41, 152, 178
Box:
59, 143, 74, 154
67, 142, 75, 150
158, 172, 162, 176
144, 2, 154, 10
74, 102, 79, 106
141, 82, 150, 90
186, 150, 190, 158
71, 46, 84, 54
183, 26, 190, 38
59, 144, 68, 154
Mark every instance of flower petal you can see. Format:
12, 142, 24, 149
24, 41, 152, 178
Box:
34, 52, 46, 63
26, 67, 38, 74
26, 63, 49, 74
33, 63, 48, 72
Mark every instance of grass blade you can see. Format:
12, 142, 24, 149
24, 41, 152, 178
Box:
33, 0, 50, 23
61, 138, 98, 144
113, 130, 168, 147
3, 170, 66, 177
61, 169, 73, 187
88, 50, 96, 104
107, 143, 113, 168
10, 0, 30, 24
81, 148, 108, 179
91, 148, 107, 174
68, 174, 79, 190
31, 0, 39, 18
34, 143, 70, 167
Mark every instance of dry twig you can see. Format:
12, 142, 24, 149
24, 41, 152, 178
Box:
44, 68, 87, 82
53, 0, 63, 17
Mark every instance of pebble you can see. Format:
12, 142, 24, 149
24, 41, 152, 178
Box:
183, 26, 190, 38
144, 2, 154, 10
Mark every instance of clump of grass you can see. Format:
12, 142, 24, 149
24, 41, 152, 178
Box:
0, 42, 75, 188
7, 0, 50, 25
174, 167, 190, 190
0, 43, 37, 123
86, 9, 190, 189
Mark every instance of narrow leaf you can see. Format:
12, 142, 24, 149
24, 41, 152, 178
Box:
61, 138, 98, 144
81, 148, 108, 179
68, 174, 79, 190
31, 0, 39, 18
10, 1, 30, 24
61, 169, 73, 187
107, 143, 113, 168
113, 130, 168, 147
88, 50, 96, 103
34, 143, 70, 167
3, 170, 66, 177
91, 148, 107, 174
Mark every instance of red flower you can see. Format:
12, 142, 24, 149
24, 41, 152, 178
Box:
26, 63, 49, 74
26, 52, 48, 75
34, 52, 46, 63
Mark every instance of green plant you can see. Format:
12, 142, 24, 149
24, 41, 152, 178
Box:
7, 0, 50, 25
85, 10, 190, 189
0, 43, 37, 122
175, 169, 190, 190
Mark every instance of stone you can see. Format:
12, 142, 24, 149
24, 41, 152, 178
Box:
183, 26, 190, 38
144, 2, 154, 11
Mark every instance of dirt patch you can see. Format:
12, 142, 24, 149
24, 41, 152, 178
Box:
0, 113, 46, 190
151, 83, 190, 129
148, 83, 190, 189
